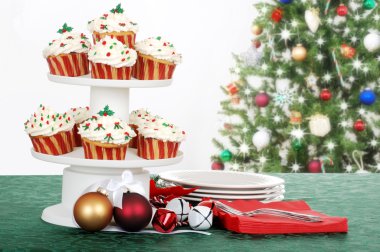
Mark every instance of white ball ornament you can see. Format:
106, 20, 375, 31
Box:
166, 198, 191, 222
364, 32, 380, 52
309, 114, 331, 137
188, 206, 213, 231
252, 130, 271, 151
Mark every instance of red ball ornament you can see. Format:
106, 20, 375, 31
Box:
152, 208, 177, 233
354, 119, 366, 132
271, 8, 283, 23
336, 4, 348, 16
255, 91, 270, 107
113, 192, 153, 232
211, 161, 225, 170
252, 39, 261, 48
320, 88, 332, 101
307, 159, 322, 173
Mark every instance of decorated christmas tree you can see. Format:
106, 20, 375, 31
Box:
211, 0, 380, 173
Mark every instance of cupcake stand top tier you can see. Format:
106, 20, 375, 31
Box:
34, 73, 183, 230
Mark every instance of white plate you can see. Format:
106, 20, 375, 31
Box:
182, 185, 285, 195
188, 190, 284, 200
182, 195, 284, 203
159, 170, 284, 189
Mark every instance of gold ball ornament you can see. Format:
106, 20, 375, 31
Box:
292, 44, 307, 62
73, 188, 113, 232
251, 24, 263, 35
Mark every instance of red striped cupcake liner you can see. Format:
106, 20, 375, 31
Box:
128, 124, 139, 148
132, 54, 176, 80
30, 130, 74, 155
91, 62, 132, 80
137, 135, 180, 160
47, 53, 89, 77
82, 138, 128, 160
72, 124, 82, 147
92, 32, 136, 48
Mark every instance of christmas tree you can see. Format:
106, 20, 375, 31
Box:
211, 0, 380, 173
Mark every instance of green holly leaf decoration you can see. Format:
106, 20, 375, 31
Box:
110, 3, 124, 14
104, 133, 114, 143
58, 23, 73, 34
98, 105, 115, 117
82, 43, 88, 49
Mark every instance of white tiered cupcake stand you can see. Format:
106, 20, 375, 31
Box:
31, 73, 183, 228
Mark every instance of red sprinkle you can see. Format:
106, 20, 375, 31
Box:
41, 117, 44, 121
182, 131, 186, 134
138, 114, 142, 117
98, 124, 103, 127
46, 121, 50, 125
126, 50, 129, 54
59, 123, 63, 127
121, 58, 126, 62
106, 52, 111, 57
106, 133, 112, 137
86, 123, 90, 127
102, 41, 107, 45
115, 122, 120, 125
124, 132, 130, 136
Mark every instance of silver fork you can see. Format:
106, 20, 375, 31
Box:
215, 201, 322, 223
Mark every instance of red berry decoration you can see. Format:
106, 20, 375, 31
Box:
271, 8, 283, 23
336, 4, 348, 16
354, 119, 366, 132
255, 91, 270, 107
113, 192, 152, 232
307, 159, 322, 173
211, 161, 224, 170
152, 208, 177, 233
320, 88, 332, 101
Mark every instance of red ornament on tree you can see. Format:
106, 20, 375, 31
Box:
255, 91, 270, 107
226, 82, 239, 96
113, 192, 152, 232
341, 44, 356, 59
354, 119, 366, 132
271, 8, 283, 23
336, 4, 348, 16
252, 39, 261, 48
152, 208, 178, 233
307, 159, 322, 173
320, 88, 332, 101
211, 161, 225, 170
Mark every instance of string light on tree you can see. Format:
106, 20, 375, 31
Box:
315, 53, 324, 62
238, 142, 250, 156
322, 73, 333, 82
339, 102, 349, 112
297, 96, 306, 104
369, 139, 378, 148
273, 114, 282, 123
290, 128, 306, 139
344, 165, 354, 173
352, 57, 363, 72
325, 141, 336, 152
316, 37, 326, 47
290, 162, 302, 172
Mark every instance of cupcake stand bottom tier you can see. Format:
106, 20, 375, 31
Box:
32, 148, 183, 229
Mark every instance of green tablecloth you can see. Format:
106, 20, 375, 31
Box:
0, 174, 379, 251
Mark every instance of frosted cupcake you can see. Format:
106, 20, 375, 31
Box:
78, 106, 136, 160
24, 105, 75, 155
137, 119, 185, 160
88, 3, 138, 48
133, 37, 182, 80
128, 109, 160, 148
88, 36, 137, 79
68, 107, 91, 147
43, 23, 91, 77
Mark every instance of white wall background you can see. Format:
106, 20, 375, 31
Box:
0, 0, 255, 175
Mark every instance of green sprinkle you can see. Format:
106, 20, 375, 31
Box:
156, 36, 162, 40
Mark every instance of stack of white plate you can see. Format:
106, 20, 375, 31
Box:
159, 170, 285, 202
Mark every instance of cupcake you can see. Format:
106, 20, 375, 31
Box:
24, 105, 75, 155
88, 36, 137, 79
68, 107, 91, 147
133, 37, 182, 80
78, 106, 136, 160
128, 109, 157, 148
43, 23, 91, 77
88, 3, 138, 48
137, 119, 185, 160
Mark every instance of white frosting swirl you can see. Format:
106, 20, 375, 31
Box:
88, 13, 138, 33
88, 36, 137, 67
78, 114, 136, 145
25, 105, 74, 137
43, 32, 91, 58
138, 119, 186, 142
68, 107, 91, 124
135, 37, 182, 64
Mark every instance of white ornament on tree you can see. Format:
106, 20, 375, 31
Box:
364, 32, 380, 52
305, 8, 320, 33
309, 114, 331, 137
252, 129, 271, 151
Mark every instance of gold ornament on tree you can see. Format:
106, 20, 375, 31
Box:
73, 188, 113, 232
251, 24, 263, 35
309, 114, 331, 137
290, 111, 302, 125
292, 44, 307, 62
304, 8, 320, 33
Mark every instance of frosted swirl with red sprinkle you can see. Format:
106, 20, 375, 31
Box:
135, 37, 182, 64
43, 32, 91, 58
88, 36, 137, 68
68, 107, 91, 124
87, 12, 139, 33
139, 119, 186, 142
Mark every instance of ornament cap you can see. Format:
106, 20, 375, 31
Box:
97, 187, 109, 196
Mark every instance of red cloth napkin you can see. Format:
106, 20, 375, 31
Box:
214, 200, 348, 235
